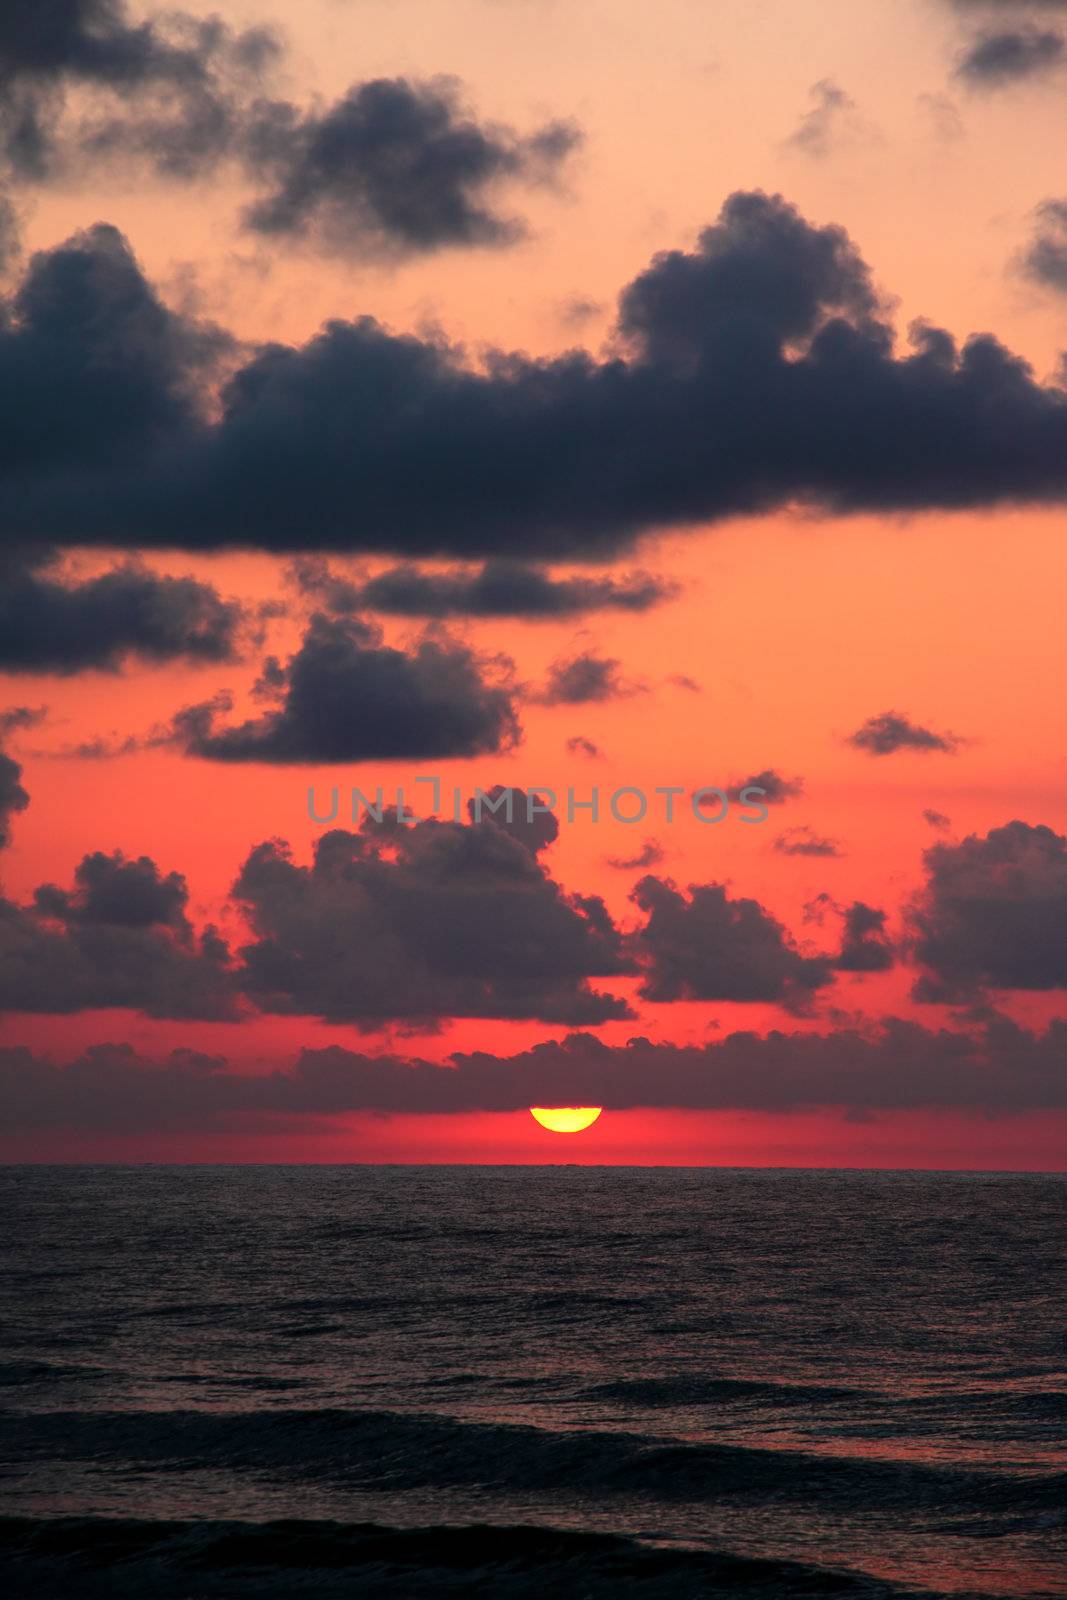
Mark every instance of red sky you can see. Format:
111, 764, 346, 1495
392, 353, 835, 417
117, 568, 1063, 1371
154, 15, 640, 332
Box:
1, 0, 1066, 1165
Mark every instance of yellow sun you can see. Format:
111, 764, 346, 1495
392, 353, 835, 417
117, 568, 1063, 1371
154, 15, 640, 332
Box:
529, 1107, 603, 1133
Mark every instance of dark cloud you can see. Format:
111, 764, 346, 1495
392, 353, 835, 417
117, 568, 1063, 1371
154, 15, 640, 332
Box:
923, 808, 952, 831
909, 820, 1067, 996
956, 26, 1065, 85
466, 785, 560, 854
164, 614, 520, 763
232, 813, 634, 1027
833, 900, 896, 972
606, 839, 664, 871
539, 651, 634, 704
0, 748, 30, 850
0, 191, 20, 271
806, 893, 893, 970
12, 193, 1067, 556
0, 849, 237, 1018
0, 221, 231, 509
847, 710, 961, 756
9, 1012, 1060, 1130
726, 769, 804, 805
774, 826, 843, 859
0, 6, 577, 255
241, 76, 580, 257
0, 551, 242, 672
291, 556, 676, 619
630, 875, 834, 1007
0, 0, 281, 181
1020, 199, 1067, 291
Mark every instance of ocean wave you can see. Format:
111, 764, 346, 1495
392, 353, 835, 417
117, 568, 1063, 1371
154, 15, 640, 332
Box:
3, 1407, 1062, 1523
0, 1514, 988, 1600
581, 1376, 863, 1406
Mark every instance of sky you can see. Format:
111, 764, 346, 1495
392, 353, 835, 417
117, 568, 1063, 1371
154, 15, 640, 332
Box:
1, 0, 1066, 1165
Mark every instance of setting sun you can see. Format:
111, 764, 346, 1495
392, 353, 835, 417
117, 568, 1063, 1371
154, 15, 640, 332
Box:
529, 1108, 604, 1133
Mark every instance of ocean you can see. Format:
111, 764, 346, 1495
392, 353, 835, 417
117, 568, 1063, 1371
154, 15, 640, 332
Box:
0, 1166, 1063, 1597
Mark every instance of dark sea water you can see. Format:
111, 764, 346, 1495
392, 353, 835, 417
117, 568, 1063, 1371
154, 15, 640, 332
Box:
0, 1166, 1063, 1598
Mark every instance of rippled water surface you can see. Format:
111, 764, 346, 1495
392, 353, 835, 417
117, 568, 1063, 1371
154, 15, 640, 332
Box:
0, 1166, 1063, 1597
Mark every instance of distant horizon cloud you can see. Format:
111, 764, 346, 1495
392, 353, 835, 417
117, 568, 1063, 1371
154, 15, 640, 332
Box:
2, 1013, 1063, 1131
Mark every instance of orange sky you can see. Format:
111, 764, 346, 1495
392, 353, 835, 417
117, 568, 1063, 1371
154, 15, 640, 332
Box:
1, 0, 1066, 1164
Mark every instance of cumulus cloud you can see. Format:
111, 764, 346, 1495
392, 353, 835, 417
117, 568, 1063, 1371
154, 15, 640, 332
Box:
539, 651, 636, 704
290, 557, 676, 619
0, 8, 579, 256
162, 614, 520, 763
1020, 198, 1067, 291
231, 813, 635, 1027
834, 900, 896, 972
726, 769, 805, 805
956, 26, 1065, 86
0, 0, 281, 181
0, 747, 30, 850
0, 849, 237, 1018
11, 194, 1067, 556
0, 221, 232, 513
630, 875, 834, 1007
241, 76, 580, 258
5, 1013, 1062, 1130
466, 785, 560, 854
909, 820, 1067, 997
0, 550, 243, 672
847, 710, 961, 756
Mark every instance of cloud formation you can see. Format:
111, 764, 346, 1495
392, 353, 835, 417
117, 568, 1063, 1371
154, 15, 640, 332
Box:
1020, 198, 1067, 290
0, 7, 578, 255
0, 746, 29, 850
291, 557, 675, 619
0, 0, 280, 181
956, 25, 1065, 85
241, 76, 580, 258
5, 1013, 1062, 1130
232, 813, 634, 1026
910, 820, 1067, 997
0, 551, 243, 672
539, 651, 634, 705
631, 875, 834, 1007
727, 770, 805, 806
605, 839, 664, 872
847, 710, 961, 756
9, 193, 1067, 556
833, 900, 896, 973
0, 849, 237, 1018
774, 826, 843, 859
785, 80, 868, 158
164, 614, 520, 763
